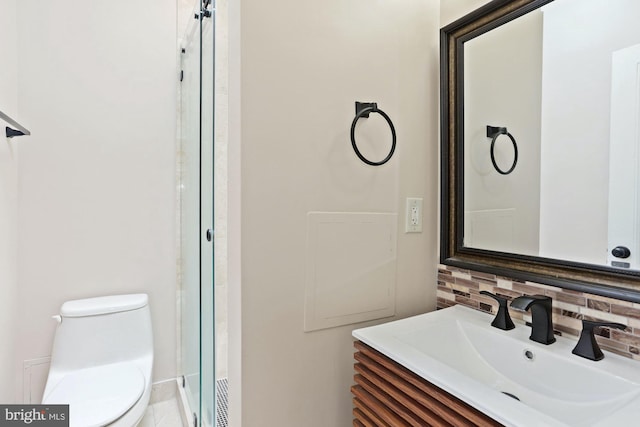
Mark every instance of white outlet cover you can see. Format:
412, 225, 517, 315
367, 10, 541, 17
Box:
405, 198, 423, 233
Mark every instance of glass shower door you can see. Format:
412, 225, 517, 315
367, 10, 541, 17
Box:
180, 0, 217, 425
179, 8, 202, 424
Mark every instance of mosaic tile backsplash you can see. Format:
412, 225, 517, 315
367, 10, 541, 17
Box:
437, 265, 640, 361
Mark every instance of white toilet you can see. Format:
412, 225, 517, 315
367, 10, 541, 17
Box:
42, 294, 154, 427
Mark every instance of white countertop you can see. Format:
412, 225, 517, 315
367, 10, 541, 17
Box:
352, 305, 640, 427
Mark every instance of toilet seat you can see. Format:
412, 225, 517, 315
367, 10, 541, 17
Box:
43, 363, 145, 427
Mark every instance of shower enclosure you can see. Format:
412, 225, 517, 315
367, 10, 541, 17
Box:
179, 0, 226, 425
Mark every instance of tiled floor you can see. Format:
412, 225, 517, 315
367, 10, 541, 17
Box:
139, 398, 184, 427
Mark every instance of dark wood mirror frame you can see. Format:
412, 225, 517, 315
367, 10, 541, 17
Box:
440, 0, 640, 303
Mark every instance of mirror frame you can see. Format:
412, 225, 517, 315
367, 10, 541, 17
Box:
440, 0, 640, 302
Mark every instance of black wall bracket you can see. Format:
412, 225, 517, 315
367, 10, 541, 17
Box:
6, 127, 26, 138
486, 125, 508, 139
1, 110, 30, 139
355, 102, 377, 118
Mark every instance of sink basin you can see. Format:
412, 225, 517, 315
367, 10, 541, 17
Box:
352, 305, 640, 426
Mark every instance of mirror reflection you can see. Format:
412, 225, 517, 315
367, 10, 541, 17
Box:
463, 0, 640, 271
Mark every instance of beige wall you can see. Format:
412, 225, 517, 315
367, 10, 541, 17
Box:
0, 0, 19, 404
14, 0, 178, 402
463, 11, 542, 256
228, 0, 439, 425
177, 0, 198, 42
441, 0, 491, 26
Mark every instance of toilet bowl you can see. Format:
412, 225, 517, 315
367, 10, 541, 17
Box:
42, 294, 154, 427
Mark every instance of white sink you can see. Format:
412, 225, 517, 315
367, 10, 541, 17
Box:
352, 305, 640, 427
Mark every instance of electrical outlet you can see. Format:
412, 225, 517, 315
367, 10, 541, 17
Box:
405, 198, 423, 233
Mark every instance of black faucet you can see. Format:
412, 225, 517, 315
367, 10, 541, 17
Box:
510, 295, 556, 345
572, 320, 626, 361
479, 291, 515, 330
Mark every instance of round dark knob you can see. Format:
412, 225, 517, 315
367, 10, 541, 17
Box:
612, 246, 631, 259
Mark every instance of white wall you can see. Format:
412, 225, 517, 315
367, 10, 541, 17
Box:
228, 0, 439, 425
539, 0, 640, 265
463, 11, 543, 255
15, 0, 178, 401
0, 0, 19, 404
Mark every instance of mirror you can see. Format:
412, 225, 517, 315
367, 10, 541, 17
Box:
441, 0, 640, 301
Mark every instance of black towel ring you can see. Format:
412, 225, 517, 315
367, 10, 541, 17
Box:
350, 102, 396, 166
487, 125, 518, 175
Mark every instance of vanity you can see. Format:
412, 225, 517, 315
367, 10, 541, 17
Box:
351, 305, 640, 427
351, 341, 499, 427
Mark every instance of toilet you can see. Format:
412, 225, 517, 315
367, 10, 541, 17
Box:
42, 294, 154, 427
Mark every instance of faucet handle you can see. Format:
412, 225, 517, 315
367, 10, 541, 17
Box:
581, 320, 626, 331
572, 320, 626, 361
479, 291, 515, 331
510, 294, 551, 311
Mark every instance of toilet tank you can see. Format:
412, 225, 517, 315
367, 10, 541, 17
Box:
49, 294, 153, 371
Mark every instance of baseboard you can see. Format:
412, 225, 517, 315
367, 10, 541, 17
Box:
149, 378, 178, 404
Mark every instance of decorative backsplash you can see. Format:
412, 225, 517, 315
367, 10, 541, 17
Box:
437, 265, 640, 361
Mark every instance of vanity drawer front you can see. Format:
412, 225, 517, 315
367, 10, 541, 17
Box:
352, 341, 503, 427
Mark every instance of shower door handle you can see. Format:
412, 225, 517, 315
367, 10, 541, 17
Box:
206, 229, 213, 242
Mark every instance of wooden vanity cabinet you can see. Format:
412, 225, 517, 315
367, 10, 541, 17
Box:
352, 341, 503, 427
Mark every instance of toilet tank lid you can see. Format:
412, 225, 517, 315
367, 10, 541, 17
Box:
60, 294, 149, 317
